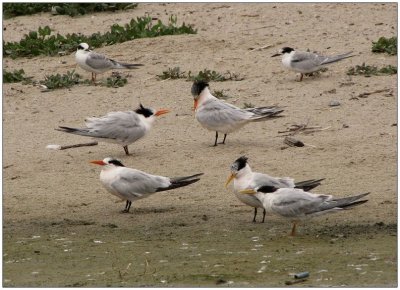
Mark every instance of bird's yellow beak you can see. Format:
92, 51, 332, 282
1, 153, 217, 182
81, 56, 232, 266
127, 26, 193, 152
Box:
90, 160, 106, 166
155, 109, 170, 116
239, 189, 257, 195
225, 173, 236, 188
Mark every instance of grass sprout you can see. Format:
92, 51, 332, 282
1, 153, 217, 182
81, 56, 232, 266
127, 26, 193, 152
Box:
3, 69, 32, 83
101, 72, 128, 88
187, 69, 244, 82
213, 89, 231, 100
157, 67, 186, 80
372, 36, 397, 55
347, 63, 397, 77
40, 70, 82, 90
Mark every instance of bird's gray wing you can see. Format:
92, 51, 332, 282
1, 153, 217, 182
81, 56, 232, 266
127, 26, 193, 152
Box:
252, 172, 295, 189
269, 188, 332, 218
86, 52, 116, 70
290, 51, 327, 71
110, 169, 170, 199
197, 99, 253, 127
85, 111, 146, 143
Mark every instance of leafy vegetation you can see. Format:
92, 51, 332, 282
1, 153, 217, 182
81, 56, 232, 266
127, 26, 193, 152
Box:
213, 89, 230, 100
157, 67, 244, 82
3, 69, 32, 83
372, 36, 397, 55
156, 67, 186, 80
102, 72, 128, 88
3, 15, 196, 58
347, 63, 397, 77
187, 69, 244, 82
40, 70, 83, 90
3, 3, 137, 18
243, 102, 255, 109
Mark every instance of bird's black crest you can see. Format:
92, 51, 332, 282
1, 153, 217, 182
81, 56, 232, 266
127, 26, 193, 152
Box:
191, 80, 209, 97
135, 103, 154, 118
234, 156, 248, 171
108, 159, 125, 167
281, 47, 295, 54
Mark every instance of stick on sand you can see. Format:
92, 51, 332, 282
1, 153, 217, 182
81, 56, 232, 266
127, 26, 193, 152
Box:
46, 141, 98, 150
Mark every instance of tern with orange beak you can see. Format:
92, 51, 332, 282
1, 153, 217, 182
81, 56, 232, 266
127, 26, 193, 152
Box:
56, 104, 170, 155
191, 80, 284, 146
225, 156, 324, 223
239, 187, 369, 236
90, 157, 203, 213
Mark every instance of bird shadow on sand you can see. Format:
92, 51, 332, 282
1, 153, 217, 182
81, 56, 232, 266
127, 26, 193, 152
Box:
129, 206, 176, 215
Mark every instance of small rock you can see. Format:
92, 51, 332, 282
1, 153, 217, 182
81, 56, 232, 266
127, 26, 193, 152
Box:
329, 100, 341, 107
343, 124, 349, 128
391, 123, 397, 126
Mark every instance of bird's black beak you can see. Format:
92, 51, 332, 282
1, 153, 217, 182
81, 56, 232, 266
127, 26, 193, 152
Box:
271, 53, 281, 57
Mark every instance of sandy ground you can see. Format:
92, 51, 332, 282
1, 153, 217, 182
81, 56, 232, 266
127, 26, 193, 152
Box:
3, 3, 397, 287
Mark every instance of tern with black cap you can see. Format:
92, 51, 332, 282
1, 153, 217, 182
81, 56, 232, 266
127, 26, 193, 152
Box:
272, 47, 354, 81
225, 156, 324, 223
191, 80, 284, 146
56, 104, 170, 155
75, 42, 143, 83
90, 157, 203, 213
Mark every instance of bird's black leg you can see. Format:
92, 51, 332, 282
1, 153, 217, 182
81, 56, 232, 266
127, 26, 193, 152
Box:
261, 209, 266, 223
123, 145, 130, 155
213, 131, 218, 147
299, 73, 304, 82
122, 200, 132, 213
252, 207, 257, 223
219, 134, 227, 145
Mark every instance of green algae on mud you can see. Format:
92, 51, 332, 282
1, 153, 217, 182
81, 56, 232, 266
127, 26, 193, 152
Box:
3, 220, 397, 287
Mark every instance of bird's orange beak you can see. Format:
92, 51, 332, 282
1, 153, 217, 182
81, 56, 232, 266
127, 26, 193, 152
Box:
90, 160, 106, 166
224, 173, 236, 188
155, 109, 170, 116
193, 99, 198, 111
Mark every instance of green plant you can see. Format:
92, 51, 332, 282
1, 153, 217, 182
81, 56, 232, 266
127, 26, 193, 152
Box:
156, 67, 186, 80
3, 69, 32, 83
187, 69, 244, 82
4, 15, 196, 58
213, 89, 230, 100
3, 3, 138, 19
243, 102, 255, 109
40, 70, 82, 90
347, 63, 397, 76
101, 73, 128, 88
372, 36, 397, 55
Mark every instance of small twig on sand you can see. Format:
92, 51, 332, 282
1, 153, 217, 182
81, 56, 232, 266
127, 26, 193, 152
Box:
249, 44, 273, 51
278, 119, 331, 136
357, 88, 392, 98
46, 141, 98, 150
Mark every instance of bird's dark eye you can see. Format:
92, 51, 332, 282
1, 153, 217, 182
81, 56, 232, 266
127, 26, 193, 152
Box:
78, 45, 84, 50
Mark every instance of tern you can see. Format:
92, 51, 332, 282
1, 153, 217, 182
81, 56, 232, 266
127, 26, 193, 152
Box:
56, 104, 170, 155
90, 157, 203, 213
272, 47, 354, 81
225, 156, 324, 223
75, 42, 143, 83
240, 187, 369, 236
191, 80, 284, 146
